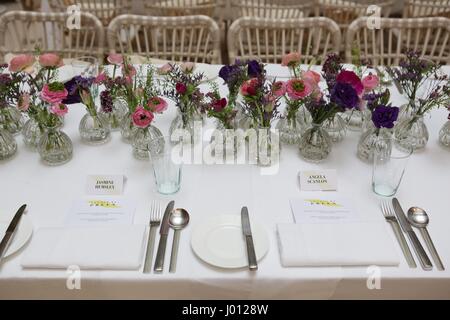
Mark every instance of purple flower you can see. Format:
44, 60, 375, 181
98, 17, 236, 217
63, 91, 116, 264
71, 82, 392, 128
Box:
247, 60, 262, 78
219, 65, 236, 83
100, 90, 113, 113
330, 82, 359, 109
372, 105, 399, 128
62, 77, 81, 104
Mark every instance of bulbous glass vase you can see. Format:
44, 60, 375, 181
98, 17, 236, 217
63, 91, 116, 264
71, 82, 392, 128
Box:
22, 118, 44, 151
132, 125, 164, 160
79, 112, 111, 145
394, 114, 429, 152
438, 120, 450, 149
276, 116, 303, 145
299, 123, 332, 163
357, 126, 392, 163
323, 113, 347, 143
0, 106, 24, 135
0, 127, 17, 160
38, 124, 73, 166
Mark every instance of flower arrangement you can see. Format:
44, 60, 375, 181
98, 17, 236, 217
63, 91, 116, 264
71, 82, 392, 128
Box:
205, 82, 236, 130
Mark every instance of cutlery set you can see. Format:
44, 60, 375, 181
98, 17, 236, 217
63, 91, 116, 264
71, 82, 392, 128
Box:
382, 198, 444, 271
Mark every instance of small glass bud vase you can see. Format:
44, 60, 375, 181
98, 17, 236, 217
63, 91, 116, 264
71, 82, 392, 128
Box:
398, 99, 417, 122
323, 113, 347, 143
394, 113, 429, 152
0, 127, 17, 160
357, 126, 392, 163
120, 112, 138, 144
100, 99, 128, 131
38, 124, 73, 166
439, 120, 450, 149
299, 123, 332, 163
276, 116, 302, 145
256, 126, 280, 167
343, 109, 365, 132
79, 112, 111, 145
296, 105, 312, 128
169, 109, 203, 145
0, 106, 24, 135
22, 118, 44, 151
132, 125, 164, 160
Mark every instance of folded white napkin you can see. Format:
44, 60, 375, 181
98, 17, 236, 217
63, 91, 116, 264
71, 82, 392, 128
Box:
277, 222, 399, 267
21, 225, 146, 270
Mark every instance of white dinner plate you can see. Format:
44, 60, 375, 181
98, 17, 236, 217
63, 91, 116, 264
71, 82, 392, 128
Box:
0, 214, 33, 258
191, 214, 269, 269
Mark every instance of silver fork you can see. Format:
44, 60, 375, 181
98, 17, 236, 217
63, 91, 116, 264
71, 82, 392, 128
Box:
381, 201, 416, 268
143, 201, 162, 273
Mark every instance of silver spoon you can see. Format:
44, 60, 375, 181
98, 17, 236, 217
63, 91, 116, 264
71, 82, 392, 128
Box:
169, 208, 190, 273
407, 207, 444, 271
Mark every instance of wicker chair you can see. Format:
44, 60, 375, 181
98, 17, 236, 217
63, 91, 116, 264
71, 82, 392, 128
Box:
144, 0, 221, 18
48, 0, 131, 26
403, 0, 450, 18
16, 0, 42, 11
228, 17, 341, 64
345, 17, 450, 66
230, 0, 314, 19
107, 14, 221, 64
0, 11, 104, 61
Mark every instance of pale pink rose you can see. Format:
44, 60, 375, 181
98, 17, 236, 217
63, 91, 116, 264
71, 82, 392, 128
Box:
281, 52, 301, 67
9, 54, 35, 73
50, 103, 68, 116
272, 81, 286, 97
132, 106, 154, 128
180, 62, 195, 73
40, 83, 68, 104
362, 73, 380, 91
303, 70, 321, 84
158, 63, 173, 75
39, 53, 63, 68
147, 97, 168, 113
107, 53, 124, 65
17, 93, 30, 111
286, 79, 313, 100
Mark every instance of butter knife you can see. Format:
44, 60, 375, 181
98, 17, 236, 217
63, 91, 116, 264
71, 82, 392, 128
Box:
153, 200, 174, 273
241, 207, 257, 271
392, 198, 432, 270
0, 204, 27, 262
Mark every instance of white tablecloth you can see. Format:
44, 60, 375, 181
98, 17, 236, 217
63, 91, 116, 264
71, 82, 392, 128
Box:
0, 64, 449, 299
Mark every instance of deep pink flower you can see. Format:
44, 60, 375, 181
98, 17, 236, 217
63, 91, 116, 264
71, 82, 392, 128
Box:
286, 79, 313, 100
303, 70, 321, 84
17, 93, 30, 111
132, 106, 154, 128
336, 70, 364, 96
362, 73, 380, 91
50, 103, 68, 116
94, 72, 107, 84
147, 97, 168, 113
9, 54, 35, 73
39, 53, 63, 68
272, 81, 286, 97
281, 52, 301, 67
240, 78, 259, 96
122, 64, 136, 78
41, 83, 68, 104
176, 83, 187, 94
212, 97, 227, 112
107, 53, 123, 65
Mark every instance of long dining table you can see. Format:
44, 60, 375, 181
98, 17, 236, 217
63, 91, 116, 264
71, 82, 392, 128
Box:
0, 63, 449, 299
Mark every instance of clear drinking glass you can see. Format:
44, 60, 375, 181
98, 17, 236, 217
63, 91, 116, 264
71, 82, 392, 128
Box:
372, 137, 412, 197
148, 135, 182, 195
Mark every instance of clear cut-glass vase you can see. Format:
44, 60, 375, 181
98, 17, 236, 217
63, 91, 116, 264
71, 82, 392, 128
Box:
169, 110, 203, 144
398, 99, 417, 122
79, 112, 111, 145
22, 118, 44, 151
299, 123, 332, 163
357, 126, 392, 163
38, 124, 73, 166
343, 108, 366, 132
120, 112, 138, 144
438, 120, 450, 149
276, 116, 302, 145
256, 126, 280, 167
209, 122, 242, 162
323, 113, 347, 143
296, 105, 312, 128
132, 125, 164, 160
0, 127, 17, 160
100, 99, 128, 131
394, 114, 429, 152
0, 106, 24, 135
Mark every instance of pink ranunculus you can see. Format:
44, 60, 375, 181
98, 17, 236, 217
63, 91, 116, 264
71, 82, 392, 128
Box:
303, 70, 321, 84
281, 52, 301, 67
148, 97, 168, 113
39, 53, 63, 68
272, 81, 286, 97
94, 72, 107, 84
122, 64, 136, 78
240, 78, 259, 96
107, 53, 123, 65
17, 93, 30, 111
336, 70, 364, 96
132, 106, 154, 128
180, 62, 195, 73
362, 73, 380, 91
50, 103, 68, 116
176, 83, 187, 94
286, 79, 313, 100
9, 54, 35, 73
158, 63, 173, 75
40, 83, 68, 104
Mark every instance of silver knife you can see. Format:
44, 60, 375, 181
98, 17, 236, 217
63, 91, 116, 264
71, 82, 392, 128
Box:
153, 200, 174, 273
241, 207, 258, 271
392, 198, 432, 270
0, 204, 27, 262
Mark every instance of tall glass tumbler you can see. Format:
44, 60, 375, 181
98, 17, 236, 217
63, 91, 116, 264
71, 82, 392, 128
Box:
372, 137, 412, 197
149, 135, 182, 195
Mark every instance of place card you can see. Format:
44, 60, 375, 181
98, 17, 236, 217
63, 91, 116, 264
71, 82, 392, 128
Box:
86, 175, 125, 195
298, 169, 337, 191
66, 197, 136, 226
